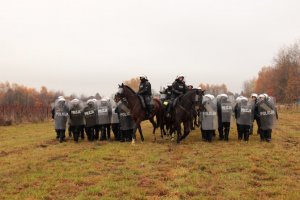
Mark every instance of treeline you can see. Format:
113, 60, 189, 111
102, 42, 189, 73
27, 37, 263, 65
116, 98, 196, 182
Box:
0, 82, 64, 125
0, 82, 105, 125
243, 40, 300, 103
0, 82, 64, 106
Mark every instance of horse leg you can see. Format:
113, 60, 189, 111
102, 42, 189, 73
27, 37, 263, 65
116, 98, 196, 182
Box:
149, 117, 157, 142
137, 124, 144, 142
176, 121, 182, 144
132, 123, 138, 144
132, 118, 143, 144
180, 121, 191, 141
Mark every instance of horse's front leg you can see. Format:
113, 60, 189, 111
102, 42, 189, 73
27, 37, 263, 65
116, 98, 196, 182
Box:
137, 124, 144, 142
148, 117, 157, 142
132, 119, 143, 144
176, 122, 182, 144
132, 123, 137, 144
180, 121, 191, 141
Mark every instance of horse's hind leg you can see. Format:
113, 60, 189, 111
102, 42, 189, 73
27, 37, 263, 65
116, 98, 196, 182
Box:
149, 117, 157, 142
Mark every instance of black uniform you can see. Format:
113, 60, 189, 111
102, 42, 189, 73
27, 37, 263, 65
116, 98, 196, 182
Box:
138, 79, 152, 117
115, 99, 134, 142
256, 98, 278, 142
166, 79, 187, 115
160, 86, 172, 101
217, 97, 232, 141
83, 103, 98, 141
69, 104, 85, 142
234, 100, 253, 141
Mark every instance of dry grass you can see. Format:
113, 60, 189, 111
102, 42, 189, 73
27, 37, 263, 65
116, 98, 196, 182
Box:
0, 110, 300, 200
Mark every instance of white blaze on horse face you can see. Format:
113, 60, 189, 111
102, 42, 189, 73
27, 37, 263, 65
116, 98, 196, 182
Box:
118, 88, 123, 94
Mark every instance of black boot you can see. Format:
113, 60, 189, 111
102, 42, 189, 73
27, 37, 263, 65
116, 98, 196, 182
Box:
55, 129, 59, 139
260, 130, 265, 141
266, 130, 272, 142
107, 125, 111, 141
80, 126, 85, 140
120, 131, 125, 142
218, 128, 224, 140
73, 127, 79, 142
59, 130, 66, 143
224, 128, 229, 141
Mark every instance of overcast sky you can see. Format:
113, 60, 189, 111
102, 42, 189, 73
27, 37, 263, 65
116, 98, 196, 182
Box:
0, 0, 299, 97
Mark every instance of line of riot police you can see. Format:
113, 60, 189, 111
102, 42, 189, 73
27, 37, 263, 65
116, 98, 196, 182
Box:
197, 93, 278, 142
52, 95, 135, 143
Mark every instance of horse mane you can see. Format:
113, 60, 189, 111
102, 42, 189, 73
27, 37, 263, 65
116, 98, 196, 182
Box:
124, 85, 137, 94
177, 89, 199, 104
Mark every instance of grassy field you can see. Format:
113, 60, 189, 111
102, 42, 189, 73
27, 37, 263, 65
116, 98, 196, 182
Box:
0, 109, 300, 200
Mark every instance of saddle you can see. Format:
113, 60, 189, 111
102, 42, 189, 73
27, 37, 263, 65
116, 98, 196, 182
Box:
137, 95, 153, 109
173, 96, 182, 107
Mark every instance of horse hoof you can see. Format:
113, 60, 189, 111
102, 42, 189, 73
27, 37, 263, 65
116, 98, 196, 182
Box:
131, 139, 136, 145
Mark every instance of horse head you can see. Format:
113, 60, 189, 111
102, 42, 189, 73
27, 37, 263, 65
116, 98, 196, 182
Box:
117, 83, 125, 97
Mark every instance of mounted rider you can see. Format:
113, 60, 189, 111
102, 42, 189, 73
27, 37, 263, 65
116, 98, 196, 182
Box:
187, 85, 193, 91
166, 75, 188, 117
160, 83, 172, 110
137, 75, 152, 118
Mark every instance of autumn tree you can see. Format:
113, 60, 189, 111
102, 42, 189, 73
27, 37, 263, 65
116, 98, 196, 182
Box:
198, 83, 228, 96
124, 77, 140, 92
252, 40, 300, 103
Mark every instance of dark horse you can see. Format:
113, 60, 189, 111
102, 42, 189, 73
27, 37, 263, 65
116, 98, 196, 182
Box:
168, 89, 204, 143
117, 84, 163, 144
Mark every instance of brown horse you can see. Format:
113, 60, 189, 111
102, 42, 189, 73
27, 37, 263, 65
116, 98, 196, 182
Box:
168, 89, 204, 143
117, 84, 163, 143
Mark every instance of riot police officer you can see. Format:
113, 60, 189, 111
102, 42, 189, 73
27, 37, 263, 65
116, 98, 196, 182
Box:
256, 94, 278, 142
217, 94, 232, 141
137, 75, 152, 118
160, 83, 172, 101
234, 97, 254, 142
166, 75, 187, 117
83, 99, 98, 141
200, 94, 217, 142
69, 98, 85, 142
187, 85, 193, 91
53, 97, 69, 143
115, 97, 135, 142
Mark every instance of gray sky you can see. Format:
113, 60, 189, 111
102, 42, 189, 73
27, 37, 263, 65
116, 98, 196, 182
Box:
1, 0, 300, 97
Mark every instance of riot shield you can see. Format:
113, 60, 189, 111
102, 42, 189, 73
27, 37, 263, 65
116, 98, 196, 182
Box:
83, 100, 98, 127
54, 99, 69, 130
220, 97, 233, 123
69, 99, 84, 126
97, 100, 111, 125
111, 107, 119, 124
237, 100, 254, 126
201, 98, 218, 130
117, 101, 134, 131
258, 97, 277, 130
